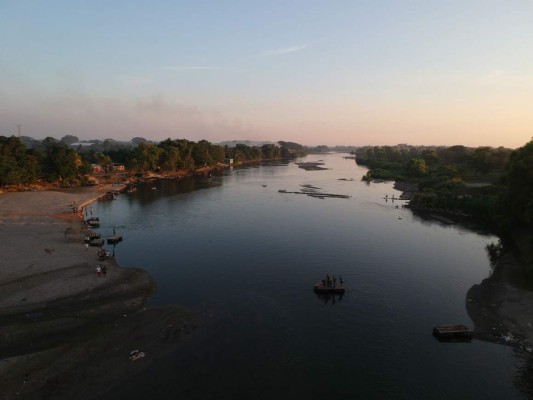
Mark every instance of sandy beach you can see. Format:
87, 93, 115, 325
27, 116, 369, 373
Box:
0, 187, 197, 399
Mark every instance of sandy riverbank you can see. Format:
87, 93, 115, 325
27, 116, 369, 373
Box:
0, 187, 197, 399
466, 234, 533, 333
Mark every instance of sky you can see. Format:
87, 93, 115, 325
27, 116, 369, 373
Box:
1, 0, 532, 148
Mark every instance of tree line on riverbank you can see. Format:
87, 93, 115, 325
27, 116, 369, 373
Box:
0, 136, 307, 187
355, 140, 533, 236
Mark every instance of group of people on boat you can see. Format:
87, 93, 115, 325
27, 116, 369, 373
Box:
320, 274, 343, 288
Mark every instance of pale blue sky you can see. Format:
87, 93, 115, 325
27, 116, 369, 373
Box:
1, 0, 532, 147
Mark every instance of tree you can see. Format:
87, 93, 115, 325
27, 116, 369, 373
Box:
131, 137, 148, 146
406, 158, 427, 177
501, 139, 533, 229
131, 142, 161, 172
40, 137, 80, 181
60, 134, 79, 146
158, 139, 182, 172
261, 144, 280, 159
192, 140, 214, 166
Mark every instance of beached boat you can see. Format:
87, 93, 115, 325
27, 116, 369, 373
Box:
86, 217, 100, 227
84, 231, 101, 241
433, 324, 473, 340
88, 238, 104, 247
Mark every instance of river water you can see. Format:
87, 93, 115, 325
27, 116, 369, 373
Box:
94, 153, 526, 399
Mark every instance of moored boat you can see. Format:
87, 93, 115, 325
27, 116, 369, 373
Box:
433, 324, 473, 340
86, 217, 100, 227
88, 238, 104, 247
107, 235, 123, 244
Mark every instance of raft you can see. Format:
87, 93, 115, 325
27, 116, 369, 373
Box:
433, 324, 473, 340
313, 284, 345, 294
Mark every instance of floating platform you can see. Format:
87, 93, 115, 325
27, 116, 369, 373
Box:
433, 324, 473, 340
313, 284, 346, 294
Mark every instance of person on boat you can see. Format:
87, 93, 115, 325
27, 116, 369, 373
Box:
326, 274, 330, 287
339, 275, 343, 286
333, 275, 337, 287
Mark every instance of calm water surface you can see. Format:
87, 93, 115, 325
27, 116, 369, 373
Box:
94, 154, 526, 399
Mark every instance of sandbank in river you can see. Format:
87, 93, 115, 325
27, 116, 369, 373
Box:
0, 187, 199, 399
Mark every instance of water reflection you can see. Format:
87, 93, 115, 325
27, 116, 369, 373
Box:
93, 153, 521, 399
315, 292, 344, 305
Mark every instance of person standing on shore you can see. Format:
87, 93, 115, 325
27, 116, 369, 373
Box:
101, 264, 107, 276
96, 265, 101, 276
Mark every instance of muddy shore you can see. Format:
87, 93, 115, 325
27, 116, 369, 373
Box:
0, 187, 197, 399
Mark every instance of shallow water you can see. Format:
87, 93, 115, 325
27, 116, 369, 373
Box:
94, 153, 526, 399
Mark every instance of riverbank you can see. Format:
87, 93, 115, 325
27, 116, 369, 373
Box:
466, 232, 533, 346
392, 182, 533, 343
0, 187, 197, 399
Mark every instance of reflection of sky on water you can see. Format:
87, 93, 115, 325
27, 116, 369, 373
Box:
93, 154, 523, 399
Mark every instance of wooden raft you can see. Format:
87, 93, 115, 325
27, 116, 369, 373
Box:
433, 324, 473, 340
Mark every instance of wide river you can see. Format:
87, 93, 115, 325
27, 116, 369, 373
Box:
94, 153, 526, 399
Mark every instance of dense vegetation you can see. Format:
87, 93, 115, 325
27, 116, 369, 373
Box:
0, 136, 307, 187
355, 141, 533, 234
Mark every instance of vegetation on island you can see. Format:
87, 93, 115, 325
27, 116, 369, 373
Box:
0, 136, 307, 187
355, 141, 532, 234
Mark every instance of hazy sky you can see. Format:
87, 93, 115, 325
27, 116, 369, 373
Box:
1, 1, 532, 147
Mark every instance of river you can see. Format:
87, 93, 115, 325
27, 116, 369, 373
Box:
93, 153, 525, 399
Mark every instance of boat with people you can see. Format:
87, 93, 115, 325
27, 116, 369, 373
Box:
314, 274, 345, 294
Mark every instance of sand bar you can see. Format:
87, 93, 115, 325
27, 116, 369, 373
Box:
0, 187, 196, 399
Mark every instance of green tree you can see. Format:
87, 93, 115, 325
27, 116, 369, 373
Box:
501, 139, 533, 229
40, 137, 80, 181
131, 142, 162, 172
158, 139, 182, 172
406, 158, 427, 177
60, 134, 79, 146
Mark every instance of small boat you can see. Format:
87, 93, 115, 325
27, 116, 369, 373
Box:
86, 217, 100, 227
314, 274, 345, 293
88, 238, 104, 247
107, 235, 123, 244
84, 231, 101, 242
106, 190, 119, 199
433, 324, 473, 341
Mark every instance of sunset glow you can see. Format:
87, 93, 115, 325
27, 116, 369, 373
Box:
1, 1, 532, 147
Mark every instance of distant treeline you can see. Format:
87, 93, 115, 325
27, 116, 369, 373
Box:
0, 136, 307, 186
355, 141, 533, 234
